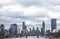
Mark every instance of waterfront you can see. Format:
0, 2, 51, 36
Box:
5, 36, 48, 39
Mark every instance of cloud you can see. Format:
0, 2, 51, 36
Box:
0, 0, 60, 30
0, 4, 50, 19
15, 0, 60, 6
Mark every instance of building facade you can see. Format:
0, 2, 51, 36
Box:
21, 22, 28, 35
0, 24, 5, 37
9, 24, 17, 36
51, 19, 57, 33
32, 27, 36, 35
41, 21, 45, 36
36, 27, 40, 35
22, 22, 26, 30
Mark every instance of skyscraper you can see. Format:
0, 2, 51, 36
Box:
36, 27, 40, 35
0, 24, 5, 37
41, 21, 45, 36
36, 27, 40, 38
1, 24, 4, 32
17, 28, 20, 35
9, 24, 17, 36
21, 22, 28, 36
22, 22, 26, 30
29, 28, 32, 35
32, 27, 36, 35
51, 19, 57, 33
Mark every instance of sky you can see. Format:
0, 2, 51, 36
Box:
0, 0, 60, 30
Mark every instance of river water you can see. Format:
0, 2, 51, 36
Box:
4, 36, 48, 39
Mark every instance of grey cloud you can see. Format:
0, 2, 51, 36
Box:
15, 0, 60, 6
15, 0, 41, 6
0, 10, 50, 24
22, 12, 49, 20
0, 11, 24, 18
0, 0, 60, 29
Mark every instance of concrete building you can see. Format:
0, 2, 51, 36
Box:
17, 28, 20, 35
28, 28, 32, 36
36, 27, 40, 35
32, 27, 36, 35
41, 21, 45, 36
4, 29, 9, 37
22, 22, 26, 30
9, 24, 17, 36
51, 19, 57, 33
46, 30, 50, 34
21, 22, 28, 36
0, 24, 5, 37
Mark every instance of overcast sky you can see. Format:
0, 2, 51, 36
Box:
0, 0, 60, 30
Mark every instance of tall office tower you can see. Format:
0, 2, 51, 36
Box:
1, 24, 4, 32
32, 27, 36, 35
36, 27, 40, 35
22, 22, 26, 30
0, 24, 5, 37
21, 22, 28, 35
51, 19, 57, 33
9, 24, 17, 36
41, 21, 45, 36
41, 28, 43, 35
0, 26, 1, 37
28, 28, 32, 35
17, 28, 20, 35
36, 27, 40, 38
29, 28, 32, 32
36, 27, 39, 31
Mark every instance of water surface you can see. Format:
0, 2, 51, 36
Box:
5, 36, 48, 39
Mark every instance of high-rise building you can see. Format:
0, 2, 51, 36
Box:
41, 21, 45, 36
0, 26, 1, 37
0, 24, 5, 37
32, 27, 36, 35
1, 24, 4, 32
28, 28, 33, 36
17, 28, 20, 35
41, 28, 43, 35
9, 24, 17, 36
21, 22, 28, 35
36, 27, 40, 35
22, 22, 26, 30
29, 28, 32, 32
51, 19, 57, 33
36, 27, 40, 38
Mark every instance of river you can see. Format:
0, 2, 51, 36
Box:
4, 36, 48, 39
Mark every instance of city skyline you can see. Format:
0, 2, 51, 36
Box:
0, 0, 60, 30
0, 19, 56, 31
0, 19, 57, 38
